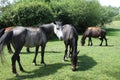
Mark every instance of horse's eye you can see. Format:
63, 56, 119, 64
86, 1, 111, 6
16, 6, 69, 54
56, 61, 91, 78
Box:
57, 28, 59, 30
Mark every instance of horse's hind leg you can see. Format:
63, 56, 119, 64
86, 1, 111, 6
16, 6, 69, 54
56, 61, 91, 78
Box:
41, 44, 46, 65
7, 42, 13, 53
17, 55, 24, 72
11, 54, 18, 75
11, 51, 23, 76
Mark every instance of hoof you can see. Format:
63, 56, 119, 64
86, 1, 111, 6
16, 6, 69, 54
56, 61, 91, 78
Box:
13, 73, 19, 77
62, 60, 65, 62
21, 69, 25, 72
41, 62, 46, 66
33, 63, 37, 66
16, 73, 19, 77
72, 68, 76, 71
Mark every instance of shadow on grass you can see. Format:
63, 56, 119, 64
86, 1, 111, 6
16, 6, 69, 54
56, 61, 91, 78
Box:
21, 50, 62, 54
82, 44, 114, 47
77, 55, 97, 71
7, 63, 69, 80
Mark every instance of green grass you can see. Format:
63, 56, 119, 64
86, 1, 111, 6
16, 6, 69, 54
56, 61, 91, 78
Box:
0, 21, 120, 80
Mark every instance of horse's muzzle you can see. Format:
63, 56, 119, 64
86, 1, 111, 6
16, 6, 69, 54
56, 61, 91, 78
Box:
59, 36, 63, 40
72, 64, 76, 71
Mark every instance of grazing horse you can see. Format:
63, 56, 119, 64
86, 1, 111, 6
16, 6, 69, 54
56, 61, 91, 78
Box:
81, 27, 108, 46
59, 23, 79, 71
0, 22, 63, 76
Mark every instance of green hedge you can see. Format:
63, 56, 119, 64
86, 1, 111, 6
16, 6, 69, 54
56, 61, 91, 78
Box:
1, 1, 54, 27
1, 0, 117, 31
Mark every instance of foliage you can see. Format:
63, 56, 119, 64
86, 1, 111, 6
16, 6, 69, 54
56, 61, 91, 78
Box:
99, 6, 120, 27
0, 0, 119, 30
50, 0, 102, 30
113, 14, 120, 21
0, 1, 53, 27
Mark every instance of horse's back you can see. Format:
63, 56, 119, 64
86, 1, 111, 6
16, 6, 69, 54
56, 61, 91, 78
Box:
25, 27, 46, 47
63, 24, 78, 40
86, 27, 106, 37
88, 27, 101, 30
13, 26, 26, 36
5, 27, 14, 32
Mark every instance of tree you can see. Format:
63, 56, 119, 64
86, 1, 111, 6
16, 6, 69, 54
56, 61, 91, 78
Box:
100, 6, 120, 27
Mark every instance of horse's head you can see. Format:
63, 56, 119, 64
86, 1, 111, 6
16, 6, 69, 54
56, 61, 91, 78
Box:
53, 21, 63, 40
71, 51, 79, 71
81, 39, 85, 46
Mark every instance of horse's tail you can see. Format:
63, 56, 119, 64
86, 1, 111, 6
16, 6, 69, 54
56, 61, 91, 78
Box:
0, 28, 5, 37
0, 30, 13, 55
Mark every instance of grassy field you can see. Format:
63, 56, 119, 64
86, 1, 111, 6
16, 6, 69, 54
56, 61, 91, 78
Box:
0, 21, 120, 80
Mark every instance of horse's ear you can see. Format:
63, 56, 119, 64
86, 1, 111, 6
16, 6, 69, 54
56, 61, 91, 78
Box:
54, 21, 62, 25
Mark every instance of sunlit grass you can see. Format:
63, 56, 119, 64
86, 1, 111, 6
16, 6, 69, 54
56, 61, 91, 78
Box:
0, 21, 120, 80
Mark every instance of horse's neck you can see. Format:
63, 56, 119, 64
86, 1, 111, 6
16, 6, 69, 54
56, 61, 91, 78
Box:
82, 33, 87, 41
41, 26, 54, 38
71, 38, 78, 54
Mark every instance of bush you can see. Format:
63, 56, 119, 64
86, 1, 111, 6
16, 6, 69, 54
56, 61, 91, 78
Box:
1, 0, 117, 32
1, 1, 54, 27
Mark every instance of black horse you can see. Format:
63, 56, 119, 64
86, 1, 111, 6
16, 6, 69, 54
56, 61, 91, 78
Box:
81, 27, 108, 46
60, 23, 79, 71
0, 22, 63, 76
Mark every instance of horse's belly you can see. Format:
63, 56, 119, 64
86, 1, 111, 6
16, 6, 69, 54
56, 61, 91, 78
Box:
24, 30, 46, 47
24, 34, 40, 47
24, 38, 40, 47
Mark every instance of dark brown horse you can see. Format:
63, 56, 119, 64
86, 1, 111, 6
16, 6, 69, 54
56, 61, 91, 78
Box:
81, 27, 108, 46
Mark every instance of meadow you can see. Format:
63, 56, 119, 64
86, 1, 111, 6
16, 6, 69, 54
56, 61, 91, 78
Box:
0, 21, 120, 80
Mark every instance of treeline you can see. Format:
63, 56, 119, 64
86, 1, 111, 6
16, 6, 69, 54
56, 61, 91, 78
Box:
0, 0, 119, 31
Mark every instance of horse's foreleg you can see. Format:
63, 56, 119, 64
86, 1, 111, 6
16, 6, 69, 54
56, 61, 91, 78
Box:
99, 38, 103, 46
90, 37, 93, 46
63, 43, 68, 61
26, 47, 30, 53
7, 42, 13, 53
69, 45, 72, 58
88, 37, 92, 46
33, 46, 39, 65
